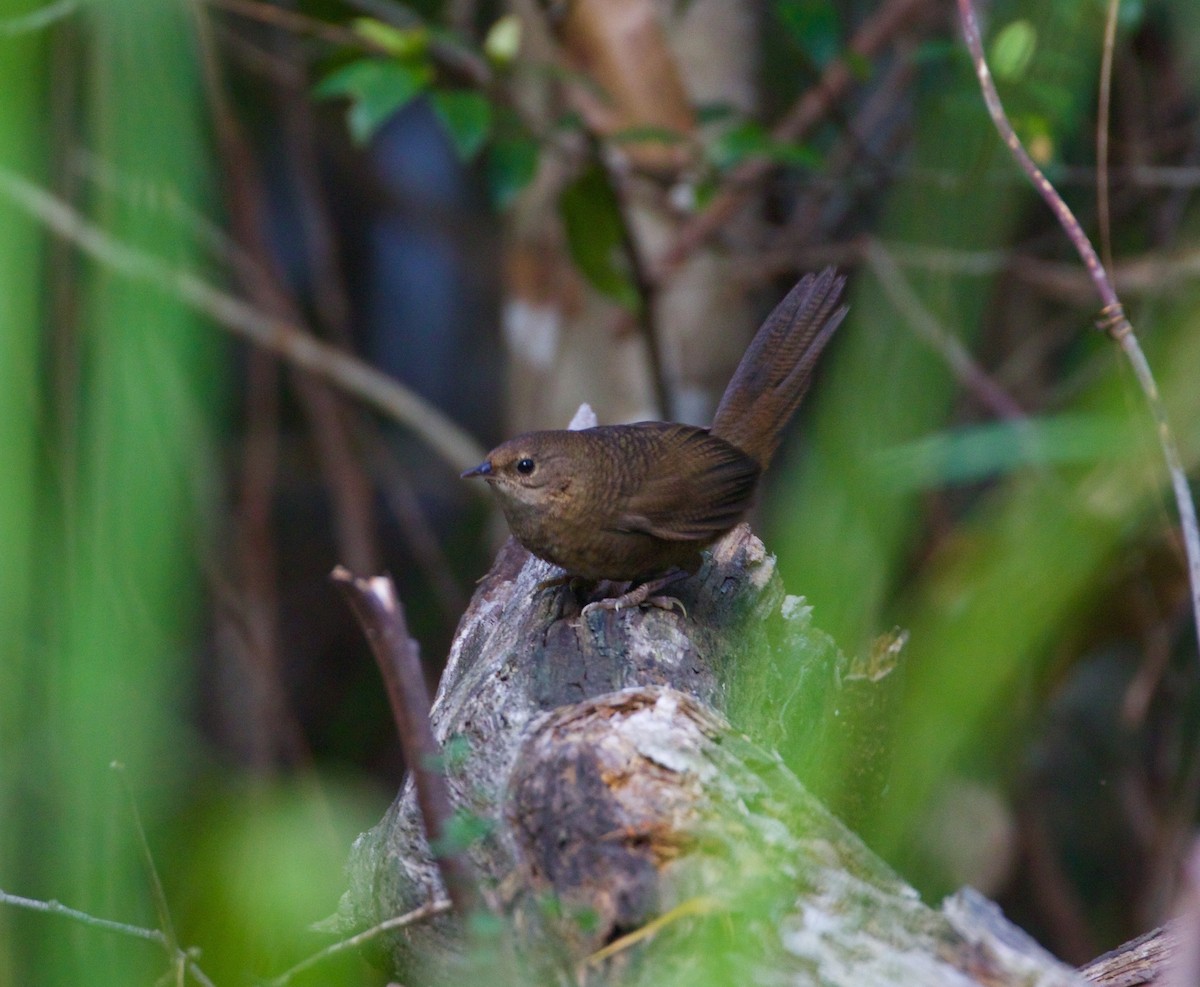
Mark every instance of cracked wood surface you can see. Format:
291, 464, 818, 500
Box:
337, 524, 1092, 985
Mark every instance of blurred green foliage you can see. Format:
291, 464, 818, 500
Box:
559, 163, 642, 311
0, 2, 45, 983
2, 0, 222, 982
0, 0, 397, 978
0, 0, 1198, 982
769, 0, 1199, 892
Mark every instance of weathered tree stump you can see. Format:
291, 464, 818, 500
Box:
336, 524, 1089, 985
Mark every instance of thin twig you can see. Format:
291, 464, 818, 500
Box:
111, 763, 182, 981
1097, 0, 1120, 277
779, 48, 918, 252
583, 896, 717, 967
268, 898, 452, 987
957, 0, 1200, 665
738, 237, 1200, 301
601, 154, 672, 418
192, 0, 307, 770
0, 166, 487, 476
0, 889, 164, 943
957, 6, 1113, 307
865, 239, 1025, 422
203, 0, 364, 49
233, 347, 295, 767
363, 424, 470, 620
0, 0, 76, 36
0, 889, 217, 987
330, 568, 482, 915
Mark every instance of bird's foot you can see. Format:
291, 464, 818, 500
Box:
581, 570, 689, 618
644, 595, 688, 618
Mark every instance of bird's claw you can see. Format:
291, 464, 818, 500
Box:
580, 573, 688, 619
647, 595, 687, 618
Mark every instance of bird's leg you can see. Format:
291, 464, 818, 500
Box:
535, 572, 600, 620
581, 569, 689, 618
534, 572, 577, 594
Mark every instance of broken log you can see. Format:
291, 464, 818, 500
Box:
334, 524, 1090, 985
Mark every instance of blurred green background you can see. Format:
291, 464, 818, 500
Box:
2, 0, 1199, 982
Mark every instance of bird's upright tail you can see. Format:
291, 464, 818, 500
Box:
709, 268, 847, 469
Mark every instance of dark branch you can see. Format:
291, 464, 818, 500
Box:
331, 567, 482, 917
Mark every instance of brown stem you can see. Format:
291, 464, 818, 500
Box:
363, 424, 469, 620
204, 0, 365, 49
196, 2, 382, 575
330, 567, 482, 916
268, 898, 452, 986
865, 239, 1025, 422
235, 349, 296, 767
957, 0, 1200, 666
1096, 0, 1120, 277
778, 49, 918, 252
602, 156, 672, 418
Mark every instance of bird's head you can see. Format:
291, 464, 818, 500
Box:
461, 431, 581, 514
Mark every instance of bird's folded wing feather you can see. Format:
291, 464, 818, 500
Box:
606, 425, 761, 541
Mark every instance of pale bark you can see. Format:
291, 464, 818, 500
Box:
336, 525, 1090, 986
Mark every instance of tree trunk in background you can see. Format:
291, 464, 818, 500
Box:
503, 0, 759, 431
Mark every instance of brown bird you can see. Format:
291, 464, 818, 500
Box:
462, 268, 847, 612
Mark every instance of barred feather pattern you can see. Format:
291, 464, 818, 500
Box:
710, 267, 847, 468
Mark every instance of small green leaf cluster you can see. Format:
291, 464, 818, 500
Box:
314, 7, 838, 305
316, 15, 537, 210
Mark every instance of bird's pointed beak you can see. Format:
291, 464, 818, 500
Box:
461, 460, 493, 480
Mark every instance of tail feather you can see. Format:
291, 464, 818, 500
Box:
710, 268, 847, 468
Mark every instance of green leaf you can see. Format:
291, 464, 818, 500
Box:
420, 734, 473, 774
844, 50, 872, 81
313, 59, 370, 99
708, 120, 820, 171
315, 59, 431, 144
352, 17, 429, 58
429, 810, 495, 857
708, 120, 768, 169
1011, 112, 1056, 164
692, 174, 719, 210
990, 19, 1037, 81
441, 734, 473, 770
430, 89, 492, 160
695, 102, 739, 125
552, 109, 586, 134
609, 124, 689, 146
485, 135, 539, 210
484, 14, 522, 65
775, 0, 840, 68
763, 139, 822, 168
873, 415, 1133, 492
558, 165, 640, 310
466, 909, 506, 942
913, 39, 958, 66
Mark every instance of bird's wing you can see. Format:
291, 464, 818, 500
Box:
605, 424, 761, 542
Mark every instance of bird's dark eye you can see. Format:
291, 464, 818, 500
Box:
516, 457, 535, 475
